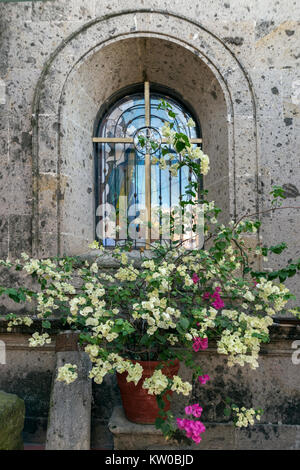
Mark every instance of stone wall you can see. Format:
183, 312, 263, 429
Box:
0, 1, 298, 295
0, 0, 299, 450
0, 323, 299, 449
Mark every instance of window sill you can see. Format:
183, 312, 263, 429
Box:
78, 249, 155, 268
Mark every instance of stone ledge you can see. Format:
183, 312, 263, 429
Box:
109, 406, 300, 450
79, 249, 153, 268
109, 406, 237, 450
109, 406, 163, 436
0, 321, 299, 344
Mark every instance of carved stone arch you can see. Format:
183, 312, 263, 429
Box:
31, 10, 258, 256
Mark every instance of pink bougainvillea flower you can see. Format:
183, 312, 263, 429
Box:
176, 418, 185, 429
191, 404, 203, 418
211, 297, 225, 309
211, 287, 224, 309
198, 374, 210, 385
192, 337, 208, 352
184, 405, 193, 415
200, 337, 208, 349
176, 413, 206, 444
202, 287, 224, 309
192, 273, 200, 284
185, 404, 203, 418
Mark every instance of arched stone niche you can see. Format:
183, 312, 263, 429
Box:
32, 11, 257, 257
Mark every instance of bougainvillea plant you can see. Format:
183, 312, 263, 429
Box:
1, 102, 299, 445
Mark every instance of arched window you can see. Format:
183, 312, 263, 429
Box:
94, 82, 202, 248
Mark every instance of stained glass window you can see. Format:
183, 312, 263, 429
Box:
94, 84, 201, 247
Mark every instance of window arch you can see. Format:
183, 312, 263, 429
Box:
94, 82, 202, 248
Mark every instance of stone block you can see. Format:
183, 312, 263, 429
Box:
31, 0, 95, 22
37, 232, 58, 258
0, 217, 8, 258
8, 215, 32, 257
108, 406, 167, 450
0, 1, 32, 24
0, 163, 32, 216
38, 115, 59, 174
45, 351, 92, 450
254, 20, 300, 70
0, 390, 25, 450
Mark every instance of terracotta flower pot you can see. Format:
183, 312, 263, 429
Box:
116, 359, 180, 424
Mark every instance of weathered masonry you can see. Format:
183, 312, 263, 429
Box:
0, 0, 299, 449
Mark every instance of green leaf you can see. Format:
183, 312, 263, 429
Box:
5, 288, 22, 303
155, 417, 165, 429
175, 141, 186, 153
279, 271, 288, 282
269, 242, 287, 254
261, 247, 268, 256
179, 317, 189, 330
215, 241, 227, 251
252, 332, 269, 343
168, 110, 177, 119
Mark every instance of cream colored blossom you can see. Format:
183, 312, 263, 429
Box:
57, 364, 78, 384
88, 240, 99, 250
29, 332, 51, 347
7, 315, 33, 332
143, 370, 169, 395
171, 375, 192, 396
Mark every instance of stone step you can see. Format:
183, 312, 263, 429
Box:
109, 406, 300, 450
108, 406, 236, 450
0, 390, 25, 450
109, 406, 167, 450
45, 350, 92, 450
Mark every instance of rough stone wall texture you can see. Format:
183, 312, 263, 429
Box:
0, 1, 299, 297
0, 333, 55, 443
0, 2, 298, 248
0, 2, 299, 447
0, 325, 299, 449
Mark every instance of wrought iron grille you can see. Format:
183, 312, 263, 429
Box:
93, 83, 202, 248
